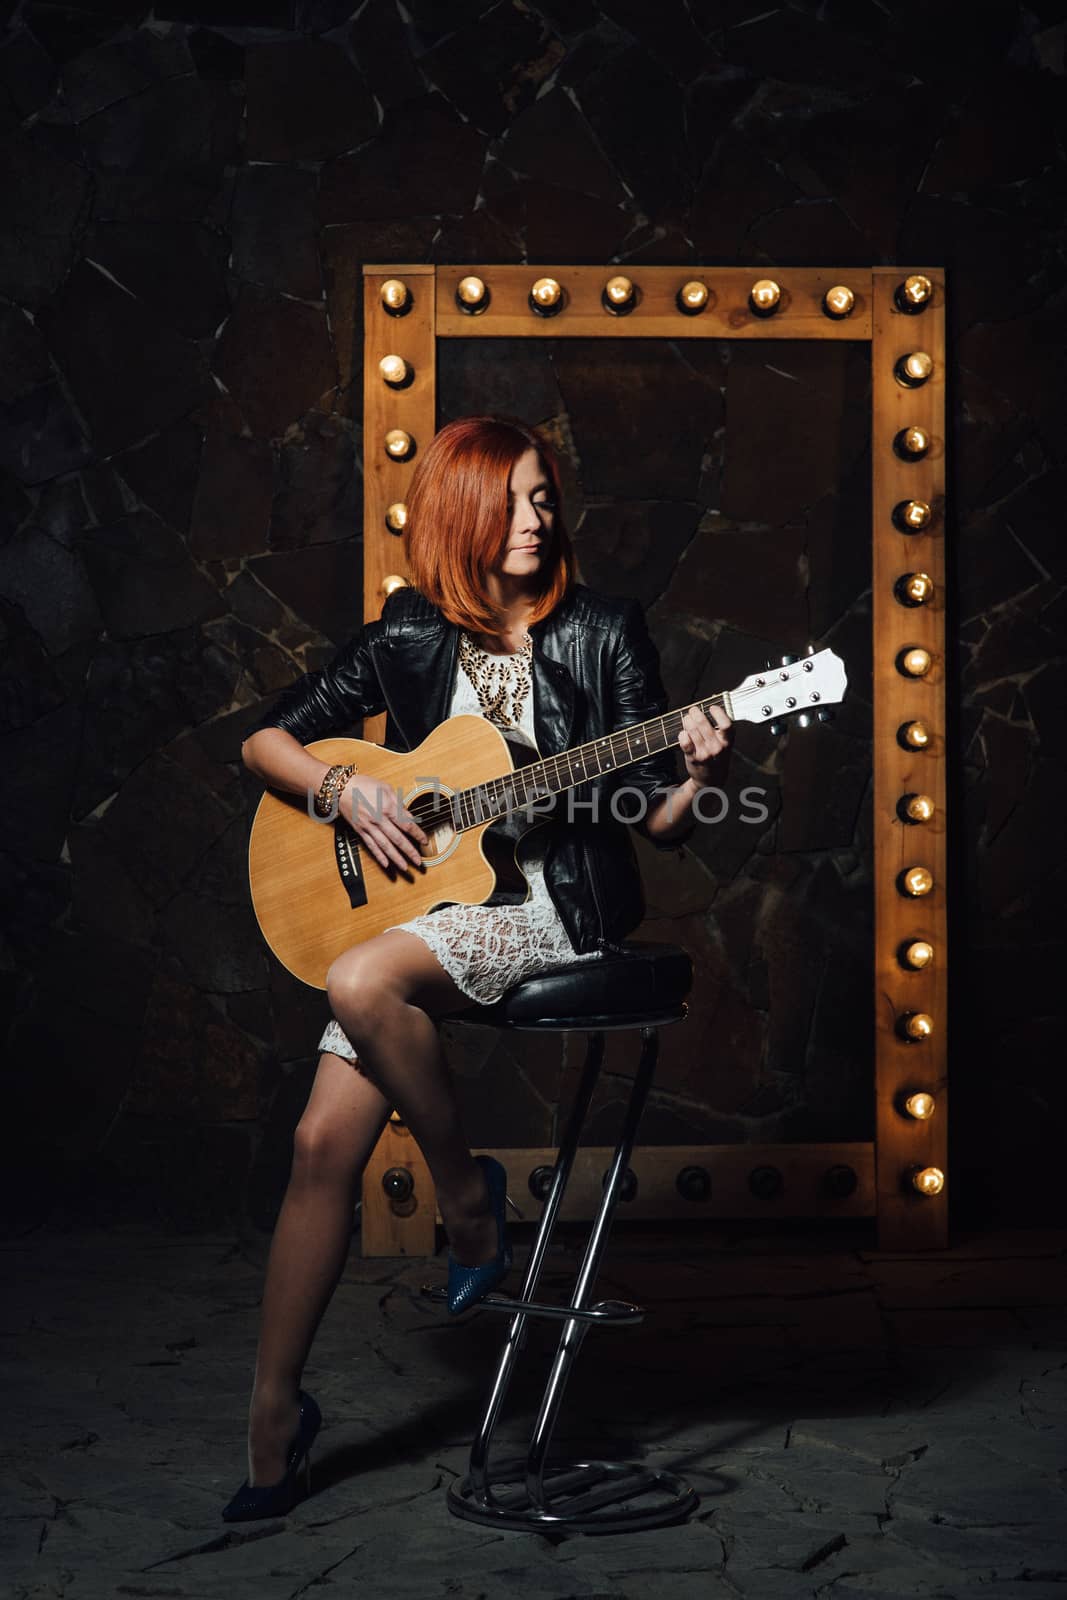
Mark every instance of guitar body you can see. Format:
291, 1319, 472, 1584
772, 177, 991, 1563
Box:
247, 715, 536, 990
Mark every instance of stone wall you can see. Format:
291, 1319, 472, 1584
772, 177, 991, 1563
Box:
1, 2, 1062, 1229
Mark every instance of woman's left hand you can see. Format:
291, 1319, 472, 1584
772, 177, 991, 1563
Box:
678, 705, 732, 786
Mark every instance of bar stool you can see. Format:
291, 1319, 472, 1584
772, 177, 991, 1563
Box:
422, 939, 699, 1533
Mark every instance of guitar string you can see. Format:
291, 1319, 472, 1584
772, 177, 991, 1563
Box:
352, 664, 838, 839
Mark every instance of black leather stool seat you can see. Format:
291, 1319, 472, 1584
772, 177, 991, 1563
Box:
448, 940, 693, 1030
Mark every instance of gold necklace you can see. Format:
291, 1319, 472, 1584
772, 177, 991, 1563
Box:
458, 629, 533, 727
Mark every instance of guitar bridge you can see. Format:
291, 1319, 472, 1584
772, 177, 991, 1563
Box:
334, 821, 369, 910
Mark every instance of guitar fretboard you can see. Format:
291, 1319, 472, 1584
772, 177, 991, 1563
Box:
451, 694, 730, 831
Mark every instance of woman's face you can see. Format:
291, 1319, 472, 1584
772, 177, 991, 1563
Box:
495, 447, 556, 580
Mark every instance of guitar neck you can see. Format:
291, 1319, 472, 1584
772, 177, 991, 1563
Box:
452, 691, 732, 831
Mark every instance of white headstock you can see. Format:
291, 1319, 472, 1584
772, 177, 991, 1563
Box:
724, 648, 848, 726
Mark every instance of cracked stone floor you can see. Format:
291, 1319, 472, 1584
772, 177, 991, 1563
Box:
2, 1221, 1065, 1600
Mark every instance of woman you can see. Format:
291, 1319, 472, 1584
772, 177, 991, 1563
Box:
223, 416, 732, 1520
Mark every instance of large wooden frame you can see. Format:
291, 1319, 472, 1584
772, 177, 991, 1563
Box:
359, 264, 947, 1253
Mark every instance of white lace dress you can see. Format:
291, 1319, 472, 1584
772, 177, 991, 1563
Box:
318, 630, 603, 1061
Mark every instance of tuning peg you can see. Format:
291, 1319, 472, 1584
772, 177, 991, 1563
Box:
796, 711, 813, 728
769, 719, 785, 737
817, 708, 835, 723
780, 654, 797, 666
806, 644, 816, 655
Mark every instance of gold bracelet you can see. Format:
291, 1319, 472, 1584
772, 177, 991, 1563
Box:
313, 762, 357, 819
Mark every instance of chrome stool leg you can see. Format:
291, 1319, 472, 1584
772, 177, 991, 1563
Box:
439, 1025, 699, 1532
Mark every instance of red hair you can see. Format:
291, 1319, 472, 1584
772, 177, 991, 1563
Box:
403, 416, 574, 636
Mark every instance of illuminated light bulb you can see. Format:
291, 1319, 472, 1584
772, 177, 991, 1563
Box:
911, 1165, 945, 1196
749, 278, 781, 316
897, 571, 935, 607
894, 425, 931, 460
901, 865, 934, 897
898, 1010, 934, 1042
602, 274, 635, 314
905, 793, 935, 823
379, 354, 409, 386
895, 274, 933, 313
382, 574, 409, 597
380, 278, 411, 314
893, 499, 933, 533
677, 279, 710, 315
384, 428, 414, 460
895, 350, 934, 387
905, 1091, 936, 1120
823, 284, 855, 319
899, 647, 932, 678
900, 720, 931, 750
529, 276, 563, 316
456, 275, 489, 313
902, 940, 934, 970
385, 501, 407, 533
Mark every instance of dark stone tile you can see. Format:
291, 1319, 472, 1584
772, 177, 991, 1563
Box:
722, 5, 902, 88
958, 509, 1045, 623
2, 700, 82, 859
0, 380, 91, 485
521, 177, 632, 262
430, 207, 524, 266
84, 220, 230, 341
980, 714, 1033, 843
113, 420, 203, 535
68, 820, 156, 947
983, 755, 1060, 920
574, 501, 700, 611
994, 468, 1067, 586
60, 29, 192, 122
778, 717, 870, 854
663, 522, 808, 647
225, 568, 287, 633
722, 342, 870, 526
0, 597, 67, 733
270, 412, 357, 551
750, 198, 870, 267
0, 849, 70, 966
1023, 664, 1067, 757
190, 431, 275, 560
437, 337, 560, 431
95, 742, 241, 908
0, 521, 103, 658
245, 36, 376, 162
689, 134, 801, 261
552, 339, 712, 499
155, 0, 294, 24
78, 71, 241, 177
91, 165, 228, 225
348, 0, 424, 108
75, 627, 239, 814
684, 70, 760, 173
806, 457, 873, 641
231, 165, 320, 300
561, 38, 690, 219
503, 91, 627, 207
214, 285, 336, 440
453, 1041, 553, 1148
246, 540, 360, 647
0, 474, 33, 540
159, 890, 267, 994
99, 1114, 253, 1229
0, 28, 57, 132
0, 129, 91, 306
37, 261, 210, 456
923, 71, 1060, 197
417, 1, 563, 136
128, 971, 263, 1120
900, 197, 1049, 334
598, 0, 713, 82
967, 581, 1063, 688
319, 93, 487, 223
21, 4, 135, 63
187, 26, 245, 80
80, 509, 220, 640
320, 218, 438, 403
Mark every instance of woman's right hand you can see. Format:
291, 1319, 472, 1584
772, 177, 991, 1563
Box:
339, 773, 429, 874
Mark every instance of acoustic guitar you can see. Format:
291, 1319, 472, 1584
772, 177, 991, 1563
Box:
248, 649, 848, 988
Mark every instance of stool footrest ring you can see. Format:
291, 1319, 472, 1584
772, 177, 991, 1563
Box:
447, 1458, 699, 1532
421, 1286, 645, 1325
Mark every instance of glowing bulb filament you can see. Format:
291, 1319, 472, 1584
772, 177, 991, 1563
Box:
385, 501, 407, 533
903, 940, 934, 970
900, 1011, 934, 1041
384, 428, 413, 459
912, 1165, 945, 1196
901, 647, 932, 678
899, 274, 933, 309
823, 284, 855, 318
905, 1092, 936, 1120
902, 865, 934, 897
379, 354, 409, 386
901, 720, 931, 750
530, 276, 562, 311
604, 275, 633, 305
750, 278, 781, 315
905, 794, 935, 824
679, 280, 709, 312
457, 275, 487, 305
382, 574, 409, 597
380, 278, 410, 313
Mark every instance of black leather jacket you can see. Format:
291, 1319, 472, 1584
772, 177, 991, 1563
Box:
246, 582, 693, 956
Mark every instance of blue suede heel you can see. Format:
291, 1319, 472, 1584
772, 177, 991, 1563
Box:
221, 1390, 322, 1522
447, 1155, 513, 1316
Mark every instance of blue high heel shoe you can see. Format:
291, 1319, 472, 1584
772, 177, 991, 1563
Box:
221, 1390, 322, 1522
447, 1155, 513, 1316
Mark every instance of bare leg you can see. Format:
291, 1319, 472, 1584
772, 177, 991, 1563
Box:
326, 930, 502, 1270
247, 1049, 390, 1485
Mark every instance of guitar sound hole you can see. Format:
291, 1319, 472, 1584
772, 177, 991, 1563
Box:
407, 789, 456, 862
